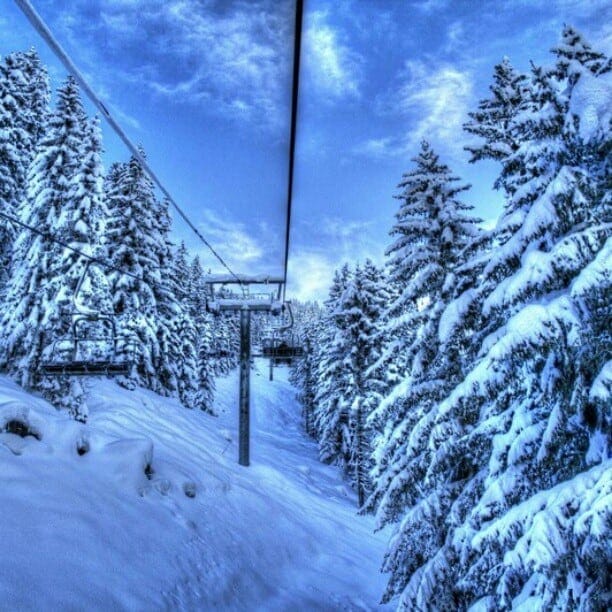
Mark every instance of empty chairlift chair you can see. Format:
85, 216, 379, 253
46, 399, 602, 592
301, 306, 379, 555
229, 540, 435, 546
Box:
261, 332, 304, 365
40, 262, 134, 377
261, 302, 305, 365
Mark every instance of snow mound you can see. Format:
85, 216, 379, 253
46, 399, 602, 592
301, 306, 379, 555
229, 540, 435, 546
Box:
0, 363, 390, 610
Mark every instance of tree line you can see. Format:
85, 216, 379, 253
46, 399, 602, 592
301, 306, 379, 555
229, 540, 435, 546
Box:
0, 49, 240, 421
291, 26, 610, 610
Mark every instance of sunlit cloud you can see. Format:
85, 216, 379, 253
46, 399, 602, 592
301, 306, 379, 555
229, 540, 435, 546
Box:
287, 250, 336, 302
320, 217, 374, 240
287, 216, 384, 301
412, 0, 450, 13
303, 10, 362, 102
516, 0, 610, 17
37, 0, 293, 131
444, 21, 466, 53
143, 0, 292, 128
198, 208, 265, 269
354, 60, 474, 160
396, 60, 473, 142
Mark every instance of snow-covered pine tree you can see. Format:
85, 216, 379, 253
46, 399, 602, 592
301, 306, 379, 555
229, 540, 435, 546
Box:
0, 49, 49, 289
151, 198, 184, 399
104, 151, 167, 393
188, 254, 216, 413
339, 259, 387, 506
365, 142, 485, 606
0, 77, 106, 420
208, 284, 239, 376
463, 56, 529, 197
366, 143, 454, 446
10, 49, 50, 153
410, 27, 611, 610
367, 141, 475, 498
290, 318, 319, 436
194, 323, 217, 414
313, 264, 352, 468
168, 241, 200, 409
290, 302, 324, 438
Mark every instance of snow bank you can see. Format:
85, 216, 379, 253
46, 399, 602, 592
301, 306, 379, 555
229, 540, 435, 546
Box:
0, 363, 390, 610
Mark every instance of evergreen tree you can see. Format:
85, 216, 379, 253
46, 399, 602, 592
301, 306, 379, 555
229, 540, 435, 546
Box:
169, 242, 202, 410
313, 264, 352, 468
340, 260, 387, 506
188, 255, 216, 413
0, 49, 50, 289
367, 143, 485, 605
306, 260, 388, 504
151, 198, 182, 398
388, 28, 610, 609
104, 151, 166, 393
106, 160, 200, 404
290, 306, 324, 438
0, 77, 104, 420
463, 57, 529, 196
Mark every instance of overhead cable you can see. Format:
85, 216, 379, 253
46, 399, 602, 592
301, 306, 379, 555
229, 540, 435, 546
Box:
13, 0, 243, 288
282, 0, 304, 301
0, 210, 142, 283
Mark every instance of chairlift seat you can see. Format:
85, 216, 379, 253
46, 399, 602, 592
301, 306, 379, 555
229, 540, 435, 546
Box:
40, 359, 131, 377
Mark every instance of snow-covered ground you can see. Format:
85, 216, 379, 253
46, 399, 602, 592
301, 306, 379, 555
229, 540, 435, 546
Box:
0, 361, 390, 610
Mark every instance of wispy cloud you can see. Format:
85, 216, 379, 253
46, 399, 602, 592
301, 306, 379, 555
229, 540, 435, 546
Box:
320, 217, 374, 241
412, 0, 450, 14
286, 250, 336, 302
143, 0, 292, 128
444, 21, 466, 53
287, 215, 383, 301
193, 208, 288, 279
515, 0, 610, 18
355, 60, 474, 159
198, 208, 266, 270
303, 10, 362, 102
37, 0, 293, 132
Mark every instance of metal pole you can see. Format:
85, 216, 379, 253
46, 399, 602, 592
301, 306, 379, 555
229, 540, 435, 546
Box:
269, 359, 274, 381
239, 307, 251, 466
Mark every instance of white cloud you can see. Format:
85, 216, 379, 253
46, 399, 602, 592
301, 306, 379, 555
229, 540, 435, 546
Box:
398, 60, 473, 141
152, 0, 291, 128
198, 208, 265, 268
286, 216, 383, 301
445, 21, 466, 52
286, 250, 336, 302
320, 217, 374, 240
355, 60, 474, 159
43, 0, 293, 131
352, 137, 395, 158
412, 0, 450, 13
303, 10, 362, 102
516, 0, 610, 18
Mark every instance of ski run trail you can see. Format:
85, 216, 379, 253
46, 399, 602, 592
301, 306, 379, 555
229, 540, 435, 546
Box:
0, 360, 391, 611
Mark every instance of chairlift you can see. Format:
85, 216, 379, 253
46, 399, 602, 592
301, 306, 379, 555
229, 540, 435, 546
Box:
261, 302, 304, 364
261, 332, 304, 365
202, 275, 304, 364
40, 261, 134, 376
207, 336, 233, 359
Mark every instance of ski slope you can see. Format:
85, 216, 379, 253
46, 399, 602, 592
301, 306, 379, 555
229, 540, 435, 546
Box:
0, 360, 391, 610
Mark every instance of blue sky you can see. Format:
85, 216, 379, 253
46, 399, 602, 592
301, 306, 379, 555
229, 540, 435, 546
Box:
2, 0, 610, 300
